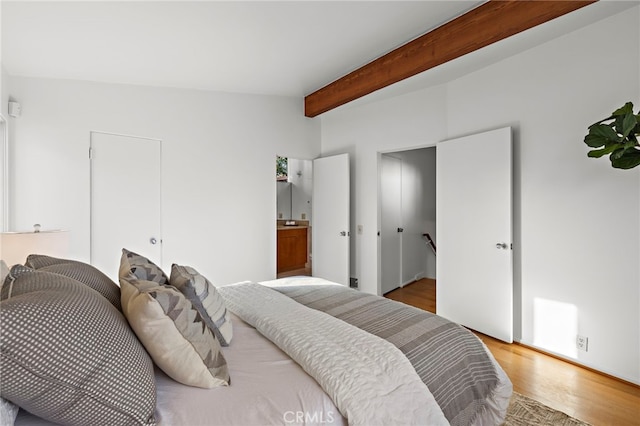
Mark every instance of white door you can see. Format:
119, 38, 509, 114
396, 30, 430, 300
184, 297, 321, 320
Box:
436, 127, 513, 343
90, 132, 162, 282
312, 153, 349, 285
380, 154, 402, 294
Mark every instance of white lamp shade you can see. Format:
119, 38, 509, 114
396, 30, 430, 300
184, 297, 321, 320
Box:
0, 231, 69, 268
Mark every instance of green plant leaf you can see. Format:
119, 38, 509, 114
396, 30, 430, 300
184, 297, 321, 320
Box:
610, 147, 627, 160
588, 116, 613, 128
611, 102, 633, 116
611, 150, 640, 169
621, 112, 637, 137
584, 124, 620, 147
584, 103, 640, 170
588, 144, 619, 158
584, 134, 606, 148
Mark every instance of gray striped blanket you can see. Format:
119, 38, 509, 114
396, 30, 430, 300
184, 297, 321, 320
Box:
273, 285, 499, 426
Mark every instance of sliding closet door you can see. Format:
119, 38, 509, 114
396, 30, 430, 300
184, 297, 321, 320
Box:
90, 132, 162, 282
436, 127, 513, 343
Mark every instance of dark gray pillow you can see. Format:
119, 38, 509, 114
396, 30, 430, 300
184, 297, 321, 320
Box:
24, 254, 73, 269
26, 254, 121, 311
0, 265, 156, 426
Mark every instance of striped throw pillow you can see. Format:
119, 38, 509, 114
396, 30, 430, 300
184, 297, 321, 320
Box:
170, 264, 233, 346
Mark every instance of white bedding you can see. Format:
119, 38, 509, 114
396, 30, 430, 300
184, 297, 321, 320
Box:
261, 276, 513, 426
220, 281, 449, 426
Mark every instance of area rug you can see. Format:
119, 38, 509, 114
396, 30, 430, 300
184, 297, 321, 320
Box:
503, 392, 590, 426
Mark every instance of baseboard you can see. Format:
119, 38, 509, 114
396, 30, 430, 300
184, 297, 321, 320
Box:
515, 341, 640, 389
401, 272, 425, 287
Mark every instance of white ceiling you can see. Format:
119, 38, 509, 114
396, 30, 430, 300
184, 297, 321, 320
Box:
1, 1, 637, 102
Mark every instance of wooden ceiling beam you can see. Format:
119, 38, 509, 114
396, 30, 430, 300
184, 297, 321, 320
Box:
304, 0, 596, 117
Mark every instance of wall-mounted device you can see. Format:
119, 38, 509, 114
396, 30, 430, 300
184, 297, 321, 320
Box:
8, 101, 21, 118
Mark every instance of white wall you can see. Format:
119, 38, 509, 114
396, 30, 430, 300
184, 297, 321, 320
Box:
0, 3, 4, 232
321, 8, 640, 384
446, 7, 639, 384
0, 67, 7, 116
8, 77, 320, 285
1, 66, 10, 232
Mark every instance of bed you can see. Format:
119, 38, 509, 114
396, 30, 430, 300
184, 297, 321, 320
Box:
1, 252, 512, 426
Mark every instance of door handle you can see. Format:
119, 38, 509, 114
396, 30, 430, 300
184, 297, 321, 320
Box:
397, 228, 404, 233
150, 237, 158, 245
496, 242, 509, 249
340, 231, 349, 236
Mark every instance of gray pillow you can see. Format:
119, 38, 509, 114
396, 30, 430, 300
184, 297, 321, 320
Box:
119, 268, 230, 389
24, 254, 73, 269
0, 265, 156, 426
25, 254, 121, 311
119, 248, 169, 284
170, 264, 233, 346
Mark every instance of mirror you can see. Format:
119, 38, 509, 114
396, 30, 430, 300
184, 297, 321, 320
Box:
276, 156, 312, 221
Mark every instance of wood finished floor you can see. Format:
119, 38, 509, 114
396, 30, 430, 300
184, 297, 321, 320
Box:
385, 279, 640, 426
276, 267, 311, 279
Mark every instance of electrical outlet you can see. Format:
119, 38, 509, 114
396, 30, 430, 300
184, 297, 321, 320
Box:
576, 335, 589, 352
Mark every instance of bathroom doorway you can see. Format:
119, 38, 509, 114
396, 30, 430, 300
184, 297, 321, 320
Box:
275, 156, 312, 278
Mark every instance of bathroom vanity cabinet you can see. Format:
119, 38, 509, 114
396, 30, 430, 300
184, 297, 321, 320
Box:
277, 226, 308, 273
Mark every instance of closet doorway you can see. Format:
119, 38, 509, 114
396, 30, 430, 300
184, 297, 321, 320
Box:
379, 147, 436, 295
